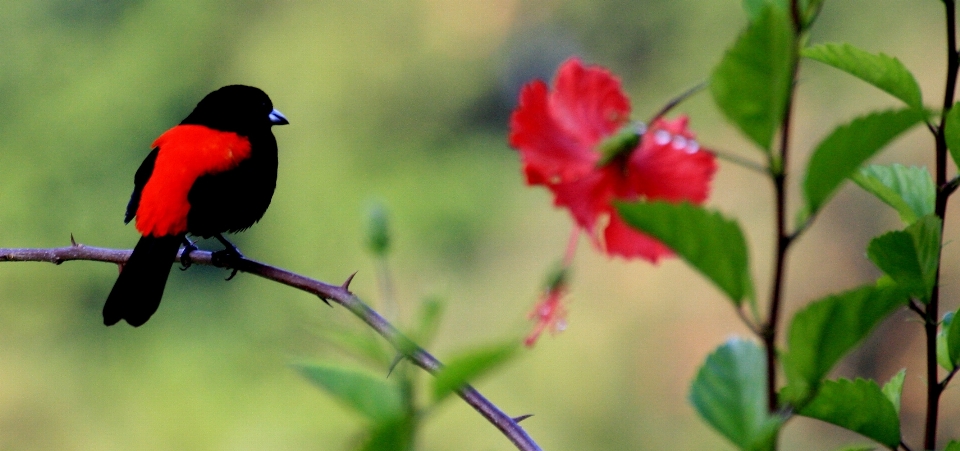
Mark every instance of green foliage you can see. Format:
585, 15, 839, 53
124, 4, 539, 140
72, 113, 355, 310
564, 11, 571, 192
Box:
801, 43, 923, 110
881, 369, 906, 416
796, 378, 901, 448
866, 215, 942, 303
359, 417, 416, 451
945, 441, 960, 451
852, 164, 935, 225
432, 341, 520, 402
831, 446, 875, 451
689, 338, 781, 451
802, 109, 924, 217
295, 364, 404, 422
742, 0, 789, 21
944, 102, 960, 169
711, 6, 796, 152
781, 285, 905, 403
938, 311, 960, 371
616, 201, 754, 305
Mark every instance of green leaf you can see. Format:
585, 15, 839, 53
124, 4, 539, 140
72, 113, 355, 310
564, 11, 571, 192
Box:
712, 6, 796, 152
802, 43, 923, 110
432, 341, 520, 401
881, 369, 906, 416
950, 309, 960, 368
938, 312, 955, 371
742, 0, 789, 21
945, 440, 960, 451
781, 285, 906, 403
689, 338, 781, 451
798, 0, 825, 28
295, 364, 403, 422
797, 378, 901, 448
867, 216, 942, 302
616, 201, 754, 305
852, 164, 935, 225
946, 102, 960, 168
803, 109, 924, 216
358, 417, 416, 451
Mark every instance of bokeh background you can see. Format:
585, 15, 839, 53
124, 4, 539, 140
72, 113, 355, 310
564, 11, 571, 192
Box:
2, 0, 959, 449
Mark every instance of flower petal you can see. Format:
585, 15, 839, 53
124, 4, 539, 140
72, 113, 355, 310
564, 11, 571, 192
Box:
509, 58, 631, 187
629, 116, 717, 203
603, 212, 673, 262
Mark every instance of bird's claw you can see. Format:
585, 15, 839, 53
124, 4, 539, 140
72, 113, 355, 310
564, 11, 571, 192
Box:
211, 246, 243, 281
179, 240, 199, 271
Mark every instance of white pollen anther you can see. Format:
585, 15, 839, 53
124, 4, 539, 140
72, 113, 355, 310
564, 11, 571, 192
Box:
654, 130, 671, 145
686, 140, 700, 154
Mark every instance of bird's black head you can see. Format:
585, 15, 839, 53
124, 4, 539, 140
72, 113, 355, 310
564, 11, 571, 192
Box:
181, 85, 289, 134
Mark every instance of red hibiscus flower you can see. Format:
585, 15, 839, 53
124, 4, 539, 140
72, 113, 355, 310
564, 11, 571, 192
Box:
509, 58, 717, 262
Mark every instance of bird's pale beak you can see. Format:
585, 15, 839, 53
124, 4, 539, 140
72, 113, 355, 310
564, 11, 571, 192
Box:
269, 109, 289, 125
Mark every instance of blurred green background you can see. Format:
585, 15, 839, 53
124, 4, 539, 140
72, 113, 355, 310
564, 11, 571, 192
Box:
2, 0, 959, 449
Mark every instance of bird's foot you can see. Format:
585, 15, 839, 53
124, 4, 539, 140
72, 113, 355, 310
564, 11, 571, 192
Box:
179, 238, 199, 271
211, 234, 244, 280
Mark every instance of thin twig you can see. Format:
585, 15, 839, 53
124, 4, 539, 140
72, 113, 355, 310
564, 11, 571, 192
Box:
899, 440, 914, 451
646, 81, 707, 125
709, 148, 769, 175
0, 244, 543, 451
908, 299, 927, 318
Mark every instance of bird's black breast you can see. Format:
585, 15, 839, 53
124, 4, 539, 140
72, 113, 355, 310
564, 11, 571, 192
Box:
185, 132, 279, 237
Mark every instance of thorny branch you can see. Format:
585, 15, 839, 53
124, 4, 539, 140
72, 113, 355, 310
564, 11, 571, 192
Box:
0, 243, 543, 451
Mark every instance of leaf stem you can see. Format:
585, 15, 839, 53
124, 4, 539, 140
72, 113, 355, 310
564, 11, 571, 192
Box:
646, 81, 707, 125
0, 244, 544, 451
709, 148, 769, 175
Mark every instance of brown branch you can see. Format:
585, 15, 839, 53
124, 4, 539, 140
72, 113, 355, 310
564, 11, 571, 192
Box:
0, 243, 543, 451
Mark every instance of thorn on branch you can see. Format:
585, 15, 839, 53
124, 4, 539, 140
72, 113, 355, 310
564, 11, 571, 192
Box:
513, 414, 534, 423
386, 353, 404, 378
70, 233, 78, 247
342, 271, 357, 291
318, 295, 332, 307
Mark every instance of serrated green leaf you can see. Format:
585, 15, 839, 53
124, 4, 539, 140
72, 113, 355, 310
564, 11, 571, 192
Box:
797, 378, 901, 448
296, 364, 403, 422
616, 201, 754, 305
358, 417, 416, 451
867, 216, 942, 302
881, 369, 906, 416
943, 102, 960, 169
803, 109, 924, 216
712, 6, 796, 152
432, 341, 520, 401
802, 43, 923, 109
938, 312, 955, 371
689, 338, 781, 451
945, 440, 960, 451
782, 285, 906, 403
852, 164, 935, 225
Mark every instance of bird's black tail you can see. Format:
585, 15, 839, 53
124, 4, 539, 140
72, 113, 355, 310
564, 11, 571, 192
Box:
103, 234, 182, 327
